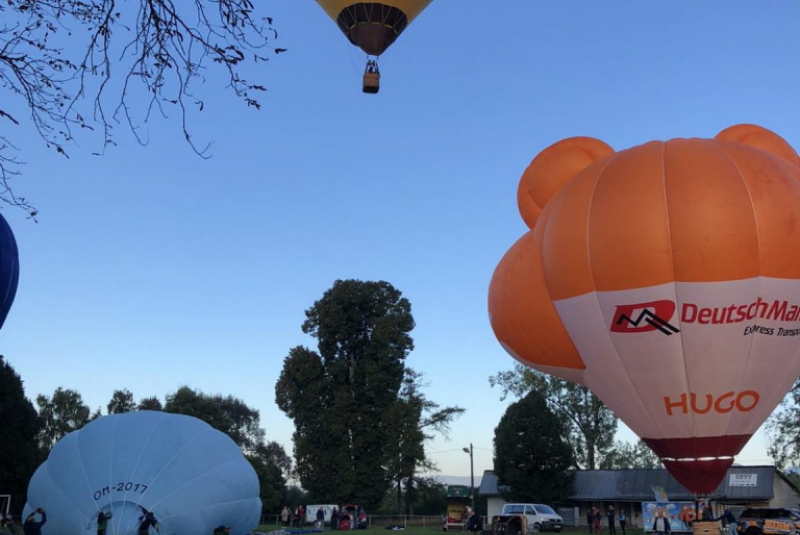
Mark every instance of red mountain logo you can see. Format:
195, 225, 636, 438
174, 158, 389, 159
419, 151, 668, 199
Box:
611, 300, 680, 335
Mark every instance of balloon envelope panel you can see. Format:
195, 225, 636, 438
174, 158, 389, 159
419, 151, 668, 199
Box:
25, 412, 260, 535
314, 1, 434, 56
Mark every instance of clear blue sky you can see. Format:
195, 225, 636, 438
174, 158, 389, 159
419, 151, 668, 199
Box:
4, 1, 797, 479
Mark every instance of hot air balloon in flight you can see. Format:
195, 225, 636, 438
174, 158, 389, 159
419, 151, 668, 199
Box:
0, 212, 19, 330
24, 411, 261, 535
488, 124, 800, 495
313, 1, 434, 93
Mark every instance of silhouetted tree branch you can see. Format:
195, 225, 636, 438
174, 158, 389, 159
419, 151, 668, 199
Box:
0, 0, 285, 213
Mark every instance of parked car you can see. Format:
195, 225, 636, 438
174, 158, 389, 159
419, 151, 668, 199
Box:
337, 504, 368, 530
737, 507, 800, 535
502, 504, 562, 533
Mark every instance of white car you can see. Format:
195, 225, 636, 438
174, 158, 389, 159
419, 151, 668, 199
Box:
502, 504, 564, 533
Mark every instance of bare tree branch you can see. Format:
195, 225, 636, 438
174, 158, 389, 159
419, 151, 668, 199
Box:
0, 0, 284, 213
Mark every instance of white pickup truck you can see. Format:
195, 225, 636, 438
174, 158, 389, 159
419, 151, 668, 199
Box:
501, 504, 564, 533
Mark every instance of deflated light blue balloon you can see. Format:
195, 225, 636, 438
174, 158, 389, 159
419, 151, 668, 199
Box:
25, 411, 261, 535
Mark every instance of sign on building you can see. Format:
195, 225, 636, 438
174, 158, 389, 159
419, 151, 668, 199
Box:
729, 474, 758, 487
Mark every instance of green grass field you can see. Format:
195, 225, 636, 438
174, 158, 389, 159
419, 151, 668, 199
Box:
255, 526, 594, 535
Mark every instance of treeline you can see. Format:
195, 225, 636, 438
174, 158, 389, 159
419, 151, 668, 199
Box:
0, 279, 467, 518
0, 358, 462, 518
3, 275, 687, 517
0, 366, 291, 515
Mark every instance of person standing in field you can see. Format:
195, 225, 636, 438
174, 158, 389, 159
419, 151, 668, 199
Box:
652, 510, 671, 535
23, 509, 46, 535
97, 511, 112, 535
607, 506, 616, 535
281, 506, 290, 527
137, 507, 158, 535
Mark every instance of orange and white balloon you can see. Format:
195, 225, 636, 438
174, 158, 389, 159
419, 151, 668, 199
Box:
489, 124, 800, 494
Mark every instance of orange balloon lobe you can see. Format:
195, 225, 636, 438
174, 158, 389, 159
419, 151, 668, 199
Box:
489, 125, 800, 494
516, 137, 614, 229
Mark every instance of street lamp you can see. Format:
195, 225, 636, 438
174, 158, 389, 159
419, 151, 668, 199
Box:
463, 443, 474, 510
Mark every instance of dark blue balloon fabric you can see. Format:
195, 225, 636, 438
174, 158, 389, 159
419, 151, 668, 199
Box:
0, 212, 19, 330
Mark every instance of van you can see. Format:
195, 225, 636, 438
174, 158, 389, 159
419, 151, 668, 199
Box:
501, 504, 563, 532
305, 505, 339, 527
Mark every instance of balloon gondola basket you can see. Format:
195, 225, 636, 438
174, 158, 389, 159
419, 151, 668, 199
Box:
363, 59, 380, 94
692, 522, 721, 535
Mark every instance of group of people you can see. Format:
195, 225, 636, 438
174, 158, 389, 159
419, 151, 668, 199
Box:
587, 506, 627, 535
96, 505, 158, 535
1, 509, 46, 535
583, 502, 739, 535
651, 503, 737, 535
280, 505, 301, 528
7, 505, 235, 535
281, 505, 361, 531
281, 505, 315, 529
281, 504, 316, 529
0, 508, 46, 535
92, 505, 159, 535
0, 514, 18, 535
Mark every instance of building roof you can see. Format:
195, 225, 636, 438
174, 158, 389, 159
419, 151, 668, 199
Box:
480, 466, 782, 502
479, 471, 505, 497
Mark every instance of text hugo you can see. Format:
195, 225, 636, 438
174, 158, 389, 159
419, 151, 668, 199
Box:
663, 391, 759, 416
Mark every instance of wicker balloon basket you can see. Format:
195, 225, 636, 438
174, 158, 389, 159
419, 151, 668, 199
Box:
693, 521, 722, 535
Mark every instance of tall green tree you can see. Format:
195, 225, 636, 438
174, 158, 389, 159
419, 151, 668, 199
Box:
490, 363, 617, 469
285, 486, 310, 509
410, 480, 448, 515
767, 379, 800, 468
782, 470, 800, 490
164, 386, 266, 452
276, 346, 349, 503
137, 396, 164, 411
107, 389, 136, 414
599, 440, 660, 469
36, 387, 91, 450
0, 356, 41, 513
247, 442, 292, 513
385, 369, 464, 514
276, 279, 415, 509
494, 389, 575, 504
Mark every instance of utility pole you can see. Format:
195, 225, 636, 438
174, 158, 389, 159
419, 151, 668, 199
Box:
463, 443, 475, 510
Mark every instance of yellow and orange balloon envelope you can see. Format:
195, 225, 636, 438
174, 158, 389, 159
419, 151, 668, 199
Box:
489, 124, 800, 494
313, 1, 434, 56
